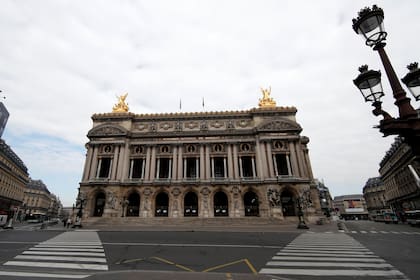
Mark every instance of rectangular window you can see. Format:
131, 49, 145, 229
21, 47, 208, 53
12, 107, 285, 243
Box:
213, 157, 225, 178
130, 159, 144, 179
275, 154, 290, 176
241, 156, 254, 178
185, 158, 198, 178
97, 157, 112, 178
158, 158, 171, 179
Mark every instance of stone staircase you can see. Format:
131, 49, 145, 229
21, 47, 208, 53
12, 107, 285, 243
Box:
83, 216, 299, 228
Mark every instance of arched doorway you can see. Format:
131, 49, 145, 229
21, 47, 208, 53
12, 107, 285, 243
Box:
244, 191, 259, 216
126, 192, 140, 217
93, 192, 105, 217
155, 192, 169, 217
214, 191, 228, 217
281, 189, 296, 216
184, 192, 198, 217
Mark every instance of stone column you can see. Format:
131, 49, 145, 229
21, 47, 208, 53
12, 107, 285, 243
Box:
177, 145, 183, 180
227, 144, 234, 178
200, 145, 205, 179
289, 141, 300, 177
110, 145, 120, 180
150, 146, 156, 181
172, 146, 177, 180
255, 140, 264, 179
295, 142, 306, 178
144, 146, 151, 181
265, 142, 275, 178
233, 144, 239, 178
120, 142, 130, 181
89, 145, 99, 179
205, 145, 211, 180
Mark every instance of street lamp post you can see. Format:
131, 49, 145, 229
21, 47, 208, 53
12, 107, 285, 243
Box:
73, 190, 85, 228
352, 5, 420, 154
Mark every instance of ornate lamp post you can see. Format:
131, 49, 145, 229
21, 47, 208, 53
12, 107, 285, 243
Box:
352, 5, 420, 153
73, 189, 86, 228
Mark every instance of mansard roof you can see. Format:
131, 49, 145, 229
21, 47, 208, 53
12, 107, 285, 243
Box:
27, 179, 50, 194
0, 139, 28, 173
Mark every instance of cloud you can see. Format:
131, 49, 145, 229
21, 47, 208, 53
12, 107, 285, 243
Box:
1, 0, 419, 205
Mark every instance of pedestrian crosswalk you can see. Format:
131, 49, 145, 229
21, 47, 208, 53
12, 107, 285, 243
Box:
348, 230, 420, 235
1, 230, 108, 278
259, 232, 409, 279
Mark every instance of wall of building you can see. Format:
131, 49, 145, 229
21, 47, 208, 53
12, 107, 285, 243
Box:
79, 107, 322, 223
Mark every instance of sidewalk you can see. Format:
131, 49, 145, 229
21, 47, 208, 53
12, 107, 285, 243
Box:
37, 219, 340, 233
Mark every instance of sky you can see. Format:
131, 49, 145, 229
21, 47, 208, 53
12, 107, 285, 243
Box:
1, 1, 419, 207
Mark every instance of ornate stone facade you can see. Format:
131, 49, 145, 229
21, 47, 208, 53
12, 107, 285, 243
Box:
79, 104, 322, 223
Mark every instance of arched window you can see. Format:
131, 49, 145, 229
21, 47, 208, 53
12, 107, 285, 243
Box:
126, 192, 140, 217
214, 191, 229, 217
281, 189, 296, 216
93, 192, 106, 217
244, 191, 259, 216
155, 192, 169, 217
184, 192, 198, 217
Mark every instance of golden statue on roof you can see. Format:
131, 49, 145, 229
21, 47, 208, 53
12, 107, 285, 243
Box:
112, 93, 129, 113
258, 86, 276, 108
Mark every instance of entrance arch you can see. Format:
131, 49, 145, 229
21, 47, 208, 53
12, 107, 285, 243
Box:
244, 191, 259, 216
281, 189, 296, 216
214, 191, 229, 217
93, 192, 105, 217
126, 192, 140, 217
155, 192, 169, 217
184, 192, 198, 217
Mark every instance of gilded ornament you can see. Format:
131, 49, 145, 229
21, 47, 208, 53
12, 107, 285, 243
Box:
258, 86, 276, 108
112, 93, 129, 113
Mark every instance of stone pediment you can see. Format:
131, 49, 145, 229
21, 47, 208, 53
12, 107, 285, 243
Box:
257, 119, 302, 132
87, 124, 128, 137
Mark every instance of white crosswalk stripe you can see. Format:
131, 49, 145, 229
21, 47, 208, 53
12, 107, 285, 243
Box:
259, 232, 409, 279
1, 231, 108, 278
347, 230, 420, 235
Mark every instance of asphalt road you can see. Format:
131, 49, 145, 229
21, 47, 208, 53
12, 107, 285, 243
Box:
344, 220, 420, 280
0, 221, 419, 280
99, 231, 294, 274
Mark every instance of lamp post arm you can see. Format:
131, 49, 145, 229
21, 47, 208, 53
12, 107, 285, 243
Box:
372, 101, 393, 120
374, 44, 417, 118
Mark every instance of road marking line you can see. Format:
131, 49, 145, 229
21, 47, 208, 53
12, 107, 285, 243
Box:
35, 245, 104, 248
0, 271, 90, 279
285, 246, 368, 250
259, 268, 405, 277
380, 231, 388, 234
21, 251, 105, 257
281, 249, 373, 254
360, 231, 367, 233
266, 261, 392, 268
391, 231, 399, 234
29, 248, 104, 252
244, 258, 258, 275
4, 261, 108, 270
370, 231, 378, 233
152, 256, 195, 272
276, 252, 378, 257
272, 256, 385, 262
102, 242, 282, 249
15, 255, 107, 263
351, 231, 357, 233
